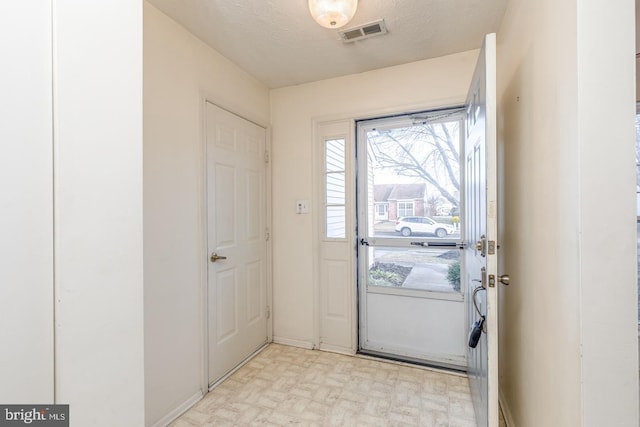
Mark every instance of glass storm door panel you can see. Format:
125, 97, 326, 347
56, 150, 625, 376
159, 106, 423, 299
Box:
357, 108, 467, 369
464, 33, 499, 427
206, 102, 268, 387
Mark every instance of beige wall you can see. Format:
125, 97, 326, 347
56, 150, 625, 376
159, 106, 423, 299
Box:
270, 51, 478, 346
143, 3, 270, 425
497, 0, 638, 425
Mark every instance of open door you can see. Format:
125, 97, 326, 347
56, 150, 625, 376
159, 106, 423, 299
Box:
464, 33, 501, 427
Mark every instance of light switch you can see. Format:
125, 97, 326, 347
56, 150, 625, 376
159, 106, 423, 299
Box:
296, 200, 309, 214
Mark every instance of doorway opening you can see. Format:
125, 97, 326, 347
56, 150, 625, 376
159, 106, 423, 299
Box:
356, 107, 467, 369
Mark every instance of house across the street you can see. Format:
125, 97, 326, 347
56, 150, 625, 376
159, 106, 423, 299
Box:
374, 183, 427, 221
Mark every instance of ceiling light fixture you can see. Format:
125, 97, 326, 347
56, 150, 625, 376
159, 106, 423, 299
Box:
308, 0, 358, 29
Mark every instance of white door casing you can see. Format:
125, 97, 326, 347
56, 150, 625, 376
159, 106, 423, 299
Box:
464, 33, 499, 427
315, 120, 356, 353
206, 102, 268, 386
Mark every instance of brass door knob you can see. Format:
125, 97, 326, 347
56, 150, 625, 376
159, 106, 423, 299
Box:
499, 274, 510, 285
210, 253, 227, 263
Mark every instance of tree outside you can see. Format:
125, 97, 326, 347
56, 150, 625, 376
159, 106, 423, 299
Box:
367, 115, 462, 211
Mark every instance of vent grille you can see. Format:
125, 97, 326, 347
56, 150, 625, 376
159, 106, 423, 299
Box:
339, 19, 387, 43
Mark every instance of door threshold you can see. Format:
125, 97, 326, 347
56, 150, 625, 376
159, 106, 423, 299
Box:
356, 350, 467, 377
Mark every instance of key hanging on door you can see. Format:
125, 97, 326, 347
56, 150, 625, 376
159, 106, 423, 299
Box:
468, 285, 486, 348
468, 315, 485, 348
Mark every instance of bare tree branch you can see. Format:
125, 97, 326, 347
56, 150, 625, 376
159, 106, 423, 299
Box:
370, 130, 460, 207
369, 121, 461, 207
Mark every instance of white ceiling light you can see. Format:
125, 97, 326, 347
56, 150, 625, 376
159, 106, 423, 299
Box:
308, 0, 358, 29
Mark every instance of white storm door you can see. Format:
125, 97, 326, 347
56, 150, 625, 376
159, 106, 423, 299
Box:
464, 33, 499, 427
206, 102, 268, 386
357, 110, 467, 369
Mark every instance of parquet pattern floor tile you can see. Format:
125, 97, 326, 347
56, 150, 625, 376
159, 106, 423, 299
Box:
171, 344, 476, 426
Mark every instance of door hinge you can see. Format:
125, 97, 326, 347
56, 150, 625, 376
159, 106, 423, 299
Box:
264, 150, 270, 164
265, 227, 270, 241
266, 305, 271, 319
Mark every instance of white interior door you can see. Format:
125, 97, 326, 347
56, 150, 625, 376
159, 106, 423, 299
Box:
357, 110, 467, 369
464, 33, 499, 427
206, 102, 268, 387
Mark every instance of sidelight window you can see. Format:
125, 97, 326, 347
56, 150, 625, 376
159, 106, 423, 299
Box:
325, 138, 346, 239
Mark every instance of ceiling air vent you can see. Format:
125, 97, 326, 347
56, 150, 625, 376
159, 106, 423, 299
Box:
339, 19, 388, 43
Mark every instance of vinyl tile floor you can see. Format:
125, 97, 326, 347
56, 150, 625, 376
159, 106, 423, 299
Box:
172, 343, 484, 426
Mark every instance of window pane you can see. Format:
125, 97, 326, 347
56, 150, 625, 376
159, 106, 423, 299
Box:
366, 117, 462, 238
398, 201, 414, 218
368, 246, 461, 293
326, 139, 345, 172
325, 138, 346, 239
326, 206, 346, 238
326, 172, 345, 204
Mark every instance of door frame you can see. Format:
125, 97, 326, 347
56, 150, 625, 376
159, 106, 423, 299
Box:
198, 99, 273, 395
311, 118, 358, 354
354, 109, 468, 368
310, 103, 472, 356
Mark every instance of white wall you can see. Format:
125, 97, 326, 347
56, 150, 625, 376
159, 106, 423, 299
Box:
270, 51, 478, 347
53, 1, 145, 426
577, 1, 637, 425
497, 0, 638, 425
0, 2, 54, 403
143, 3, 270, 425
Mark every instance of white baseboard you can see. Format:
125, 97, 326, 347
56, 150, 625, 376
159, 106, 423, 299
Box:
499, 388, 515, 427
150, 391, 202, 427
272, 336, 314, 349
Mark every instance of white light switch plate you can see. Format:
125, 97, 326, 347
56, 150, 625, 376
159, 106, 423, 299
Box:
296, 200, 309, 214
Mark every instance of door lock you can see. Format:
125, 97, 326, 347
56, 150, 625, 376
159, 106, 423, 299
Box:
210, 253, 227, 263
475, 235, 486, 257
472, 267, 487, 288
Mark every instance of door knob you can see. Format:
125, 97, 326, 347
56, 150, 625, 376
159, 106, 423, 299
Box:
210, 253, 227, 263
499, 274, 510, 285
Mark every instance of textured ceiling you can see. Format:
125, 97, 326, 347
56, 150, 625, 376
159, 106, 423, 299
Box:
147, 0, 508, 89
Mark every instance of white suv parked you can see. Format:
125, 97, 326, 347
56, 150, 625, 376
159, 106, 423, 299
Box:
394, 216, 455, 238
